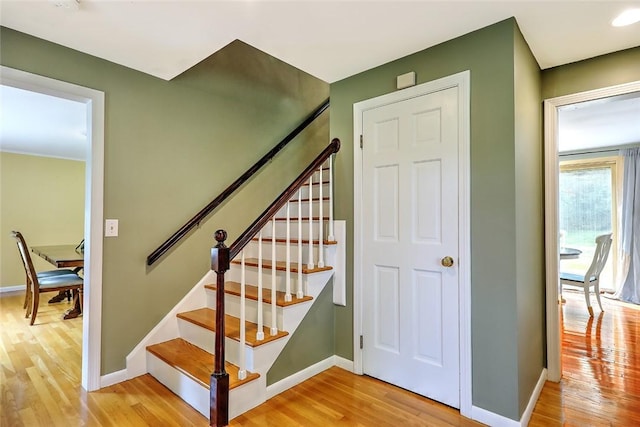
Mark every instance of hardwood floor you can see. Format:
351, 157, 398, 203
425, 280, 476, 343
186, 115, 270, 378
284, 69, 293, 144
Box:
529, 289, 640, 426
2, 289, 639, 426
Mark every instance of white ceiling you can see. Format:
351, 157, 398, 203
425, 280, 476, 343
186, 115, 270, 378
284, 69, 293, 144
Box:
558, 91, 640, 153
1, 0, 639, 160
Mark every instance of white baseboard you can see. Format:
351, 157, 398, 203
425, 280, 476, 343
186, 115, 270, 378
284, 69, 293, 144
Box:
334, 355, 354, 372
520, 368, 547, 426
100, 368, 128, 388
0, 285, 23, 294
471, 405, 520, 427
266, 355, 336, 399
471, 368, 547, 427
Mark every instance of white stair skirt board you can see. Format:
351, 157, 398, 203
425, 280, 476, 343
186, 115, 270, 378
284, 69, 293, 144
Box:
147, 351, 265, 420
126, 270, 218, 379
470, 368, 547, 427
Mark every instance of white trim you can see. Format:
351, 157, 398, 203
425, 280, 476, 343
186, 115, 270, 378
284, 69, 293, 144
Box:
544, 80, 640, 382
470, 369, 546, 427
1, 66, 105, 392
352, 70, 471, 412
126, 270, 218, 379
0, 285, 24, 294
100, 369, 128, 388
265, 355, 336, 399
471, 405, 520, 427
520, 368, 547, 427
334, 355, 354, 372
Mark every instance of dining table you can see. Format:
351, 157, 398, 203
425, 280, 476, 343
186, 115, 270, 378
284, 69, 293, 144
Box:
560, 247, 582, 260
31, 244, 84, 319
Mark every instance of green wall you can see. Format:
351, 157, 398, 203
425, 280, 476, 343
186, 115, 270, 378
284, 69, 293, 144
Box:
1, 153, 85, 286
330, 18, 544, 421
542, 46, 640, 99
0, 28, 332, 375
513, 26, 545, 416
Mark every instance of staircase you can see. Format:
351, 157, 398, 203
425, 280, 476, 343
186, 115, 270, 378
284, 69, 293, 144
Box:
127, 146, 342, 423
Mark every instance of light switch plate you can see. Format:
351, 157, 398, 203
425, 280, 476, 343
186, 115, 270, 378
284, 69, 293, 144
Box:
105, 219, 118, 237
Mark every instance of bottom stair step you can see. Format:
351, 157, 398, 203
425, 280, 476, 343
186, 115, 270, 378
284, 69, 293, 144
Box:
146, 338, 259, 389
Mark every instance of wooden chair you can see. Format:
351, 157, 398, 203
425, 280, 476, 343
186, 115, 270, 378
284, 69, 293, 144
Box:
11, 231, 83, 325
11, 231, 77, 311
560, 233, 613, 317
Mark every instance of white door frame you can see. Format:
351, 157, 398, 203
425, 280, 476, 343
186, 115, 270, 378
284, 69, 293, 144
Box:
1, 66, 105, 391
353, 70, 471, 416
543, 79, 640, 382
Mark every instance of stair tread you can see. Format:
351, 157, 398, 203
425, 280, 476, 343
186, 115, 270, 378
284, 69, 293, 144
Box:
147, 338, 259, 390
231, 258, 333, 274
205, 281, 313, 307
251, 237, 337, 245
272, 216, 329, 221
177, 308, 289, 347
288, 196, 330, 202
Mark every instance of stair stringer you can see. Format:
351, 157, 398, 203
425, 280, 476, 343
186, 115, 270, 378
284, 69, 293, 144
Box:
125, 270, 217, 379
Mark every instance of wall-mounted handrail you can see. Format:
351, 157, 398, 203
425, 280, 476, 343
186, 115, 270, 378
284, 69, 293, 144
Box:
146, 99, 330, 266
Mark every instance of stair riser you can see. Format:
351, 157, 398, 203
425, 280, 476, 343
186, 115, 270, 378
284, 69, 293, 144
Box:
296, 182, 330, 200
250, 221, 330, 242
232, 244, 326, 270
147, 352, 265, 420
207, 291, 285, 330
177, 318, 257, 370
274, 200, 329, 219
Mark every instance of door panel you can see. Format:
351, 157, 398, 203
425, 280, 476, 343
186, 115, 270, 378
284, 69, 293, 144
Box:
362, 87, 460, 408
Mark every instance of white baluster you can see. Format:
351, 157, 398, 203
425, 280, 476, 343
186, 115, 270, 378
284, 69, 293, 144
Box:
270, 219, 278, 336
285, 202, 292, 302
328, 155, 335, 242
256, 230, 264, 341
307, 176, 314, 270
297, 189, 304, 299
318, 165, 325, 268
238, 250, 247, 380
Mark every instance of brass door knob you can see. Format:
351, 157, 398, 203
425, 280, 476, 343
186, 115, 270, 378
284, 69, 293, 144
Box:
441, 256, 455, 267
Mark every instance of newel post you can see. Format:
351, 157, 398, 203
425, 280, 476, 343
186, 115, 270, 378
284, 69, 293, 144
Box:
210, 230, 229, 427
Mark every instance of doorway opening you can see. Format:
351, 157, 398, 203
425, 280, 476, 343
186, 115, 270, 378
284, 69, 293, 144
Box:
544, 80, 640, 382
0, 66, 105, 391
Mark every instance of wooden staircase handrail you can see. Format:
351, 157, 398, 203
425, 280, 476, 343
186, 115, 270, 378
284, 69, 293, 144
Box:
209, 137, 339, 427
229, 138, 340, 259
146, 99, 330, 266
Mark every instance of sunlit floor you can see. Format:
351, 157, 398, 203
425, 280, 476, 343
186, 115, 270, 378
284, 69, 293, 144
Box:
529, 288, 640, 426
3, 288, 639, 426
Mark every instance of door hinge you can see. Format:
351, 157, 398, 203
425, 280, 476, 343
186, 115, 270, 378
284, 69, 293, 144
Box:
360, 335, 363, 349
360, 134, 363, 149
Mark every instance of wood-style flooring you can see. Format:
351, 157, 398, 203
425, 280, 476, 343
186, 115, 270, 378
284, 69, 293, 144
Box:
529, 289, 640, 426
2, 289, 639, 426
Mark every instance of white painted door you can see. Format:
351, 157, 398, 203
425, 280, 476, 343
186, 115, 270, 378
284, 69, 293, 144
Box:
361, 86, 460, 408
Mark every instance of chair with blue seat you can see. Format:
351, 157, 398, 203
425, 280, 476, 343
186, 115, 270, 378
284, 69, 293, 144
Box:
560, 233, 613, 317
11, 231, 83, 325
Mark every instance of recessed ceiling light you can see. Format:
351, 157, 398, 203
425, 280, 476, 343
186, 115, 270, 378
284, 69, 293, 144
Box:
612, 8, 640, 27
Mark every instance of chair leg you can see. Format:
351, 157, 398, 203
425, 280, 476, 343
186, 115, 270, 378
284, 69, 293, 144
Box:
583, 285, 594, 317
30, 289, 40, 325
594, 280, 604, 313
